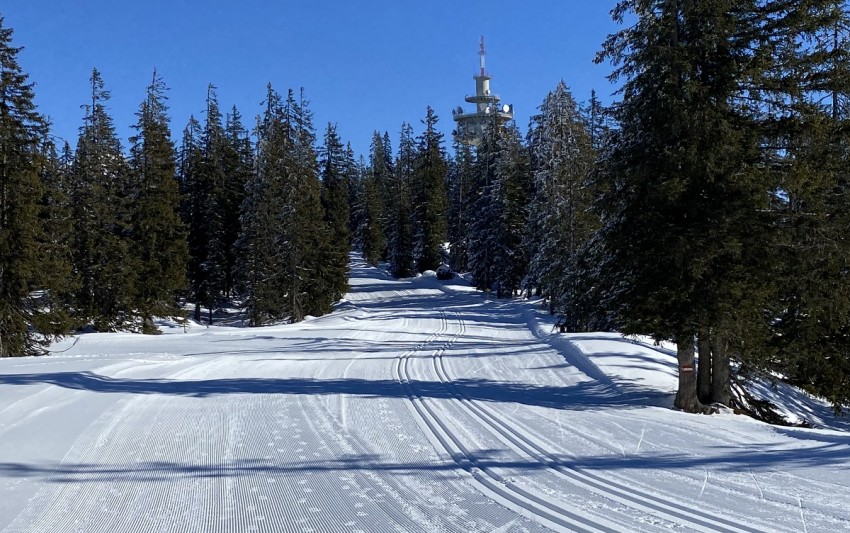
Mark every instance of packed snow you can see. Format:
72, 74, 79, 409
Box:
0, 257, 848, 532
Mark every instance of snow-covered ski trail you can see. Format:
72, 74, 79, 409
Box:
0, 256, 848, 532
430, 311, 765, 533
394, 311, 619, 533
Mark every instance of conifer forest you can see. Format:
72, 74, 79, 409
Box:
1, 0, 849, 419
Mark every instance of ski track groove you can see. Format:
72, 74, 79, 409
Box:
515, 332, 832, 529
394, 311, 622, 533
435, 310, 773, 533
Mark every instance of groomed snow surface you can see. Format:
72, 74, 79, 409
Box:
1, 257, 848, 532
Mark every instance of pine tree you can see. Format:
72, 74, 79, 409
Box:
344, 143, 360, 243
35, 137, 75, 336
467, 117, 501, 293
200, 85, 232, 318
177, 111, 211, 323
127, 70, 188, 333
359, 132, 390, 266
592, 0, 850, 412
524, 82, 598, 326
319, 122, 351, 300
595, 0, 774, 412
489, 123, 531, 298
386, 124, 415, 277
288, 88, 336, 319
216, 106, 253, 300
237, 85, 290, 326
237, 86, 335, 325
411, 107, 448, 272
69, 68, 135, 331
0, 18, 64, 355
447, 139, 474, 272
766, 1, 850, 411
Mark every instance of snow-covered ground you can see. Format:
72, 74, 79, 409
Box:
1, 257, 848, 532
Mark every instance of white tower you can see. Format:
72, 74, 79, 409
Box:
452, 36, 513, 146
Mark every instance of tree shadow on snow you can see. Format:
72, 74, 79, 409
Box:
1, 437, 847, 484
0, 371, 671, 410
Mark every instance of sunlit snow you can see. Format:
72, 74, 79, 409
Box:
0, 256, 847, 532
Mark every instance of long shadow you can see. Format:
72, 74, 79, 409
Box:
2, 436, 848, 484
0, 371, 670, 410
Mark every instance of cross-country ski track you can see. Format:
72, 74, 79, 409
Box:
0, 257, 848, 532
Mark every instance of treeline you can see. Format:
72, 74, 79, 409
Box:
2, 1, 849, 415
0, 16, 355, 356
426, 1, 849, 414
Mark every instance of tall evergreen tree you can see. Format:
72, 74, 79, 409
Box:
359, 132, 390, 266
489, 122, 531, 298
127, 70, 188, 333
237, 86, 335, 325
467, 116, 501, 293
216, 105, 253, 300
69, 68, 135, 331
386, 123, 415, 277
594, 0, 848, 412
177, 112, 211, 322
0, 18, 65, 355
411, 107, 448, 272
319, 122, 351, 300
35, 137, 75, 336
200, 85, 231, 316
237, 85, 290, 326
447, 139, 474, 272
524, 82, 598, 326
288, 88, 336, 319
766, 1, 850, 410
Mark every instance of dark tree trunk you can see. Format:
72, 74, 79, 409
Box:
697, 329, 712, 403
674, 334, 707, 413
711, 335, 732, 406
194, 302, 201, 322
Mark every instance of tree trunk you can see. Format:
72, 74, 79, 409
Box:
674, 334, 706, 413
208, 306, 213, 326
697, 329, 712, 404
193, 302, 201, 322
711, 334, 732, 406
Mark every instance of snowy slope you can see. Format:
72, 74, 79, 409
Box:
0, 257, 848, 532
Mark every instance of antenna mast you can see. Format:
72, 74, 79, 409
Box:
479, 35, 486, 77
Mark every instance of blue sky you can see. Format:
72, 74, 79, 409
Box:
5, 1, 622, 157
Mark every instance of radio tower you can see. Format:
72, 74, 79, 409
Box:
452, 36, 514, 146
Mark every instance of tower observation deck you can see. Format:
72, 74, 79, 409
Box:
452, 36, 513, 146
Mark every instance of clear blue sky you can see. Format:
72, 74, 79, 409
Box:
4, 1, 622, 157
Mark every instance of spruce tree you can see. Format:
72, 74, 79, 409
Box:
200, 85, 230, 317
35, 137, 75, 336
237, 85, 289, 326
288, 88, 336, 319
178, 112, 211, 323
524, 82, 598, 326
0, 18, 64, 355
595, 0, 774, 412
766, 1, 850, 411
216, 106, 253, 300
359, 132, 390, 266
70, 69, 135, 331
467, 117, 500, 293
489, 123, 531, 298
127, 70, 188, 333
447, 139, 474, 273
411, 107, 448, 272
386, 123, 416, 277
319, 122, 351, 300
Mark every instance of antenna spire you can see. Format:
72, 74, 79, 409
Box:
479, 35, 486, 76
